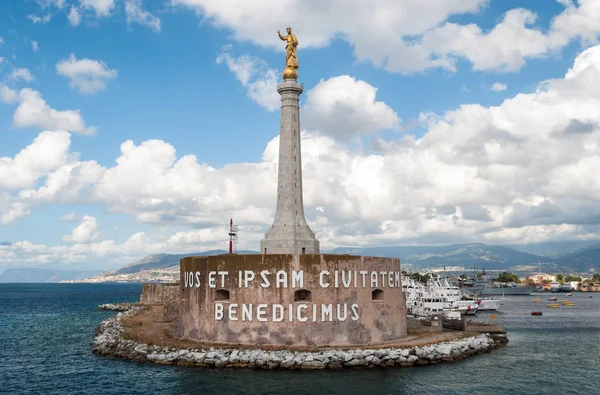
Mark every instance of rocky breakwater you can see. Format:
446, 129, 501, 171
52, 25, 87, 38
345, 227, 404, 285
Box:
91, 305, 501, 369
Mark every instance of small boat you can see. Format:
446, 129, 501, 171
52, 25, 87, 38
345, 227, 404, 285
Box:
547, 303, 560, 308
562, 301, 574, 306
565, 293, 573, 296
549, 297, 558, 301
532, 298, 541, 302
531, 311, 543, 316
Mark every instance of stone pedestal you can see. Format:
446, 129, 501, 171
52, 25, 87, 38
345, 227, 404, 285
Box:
179, 254, 406, 347
260, 80, 319, 254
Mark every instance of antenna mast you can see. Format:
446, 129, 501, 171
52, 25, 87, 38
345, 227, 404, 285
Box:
228, 218, 238, 254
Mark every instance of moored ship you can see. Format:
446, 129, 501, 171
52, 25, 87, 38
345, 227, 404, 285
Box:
460, 277, 535, 296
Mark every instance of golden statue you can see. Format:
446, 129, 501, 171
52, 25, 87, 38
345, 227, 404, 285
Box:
278, 27, 299, 80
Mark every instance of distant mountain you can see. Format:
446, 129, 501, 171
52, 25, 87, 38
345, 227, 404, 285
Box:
0, 268, 103, 283
331, 243, 566, 272
554, 247, 600, 272
116, 242, 598, 276
116, 250, 258, 274
506, 241, 600, 258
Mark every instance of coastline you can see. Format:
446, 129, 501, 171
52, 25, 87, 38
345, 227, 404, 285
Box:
91, 304, 503, 369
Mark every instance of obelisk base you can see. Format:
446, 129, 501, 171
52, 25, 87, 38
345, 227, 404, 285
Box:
260, 226, 320, 254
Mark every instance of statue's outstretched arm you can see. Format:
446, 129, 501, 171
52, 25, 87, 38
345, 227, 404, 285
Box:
278, 31, 286, 41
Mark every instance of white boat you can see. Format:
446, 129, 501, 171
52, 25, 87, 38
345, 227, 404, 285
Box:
476, 297, 504, 311
427, 274, 493, 313
402, 274, 479, 318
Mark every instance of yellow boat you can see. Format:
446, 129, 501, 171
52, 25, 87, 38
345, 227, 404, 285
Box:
532, 298, 542, 302
562, 301, 574, 306
547, 303, 560, 308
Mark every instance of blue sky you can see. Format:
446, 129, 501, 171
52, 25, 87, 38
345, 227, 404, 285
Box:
1, 0, 600, 270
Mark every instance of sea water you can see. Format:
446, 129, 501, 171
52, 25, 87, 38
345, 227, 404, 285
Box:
0, 283, 598, 395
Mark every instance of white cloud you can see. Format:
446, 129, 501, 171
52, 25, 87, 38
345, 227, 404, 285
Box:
60, 212, 80, 222
303, 76, 400, 141
8, 68, 34, 83
62, 215, 100, 243
56, 54, 117, 94
0, 85, 19, 104
125, 0, 161, 32
3, 45, 600, 265
79, 0, 115, 18
0, 36, 5, 46
0, 198, 31, 226
216, 46, 280, 111
27, 14, 52, 24
173, 0, 600, 74
13, 89, 97, 135
68, 6, 82, 27
31, 41, 40, 53
36, 0, 66, 8
0, 131, 72, 190
491, 82, 507, 92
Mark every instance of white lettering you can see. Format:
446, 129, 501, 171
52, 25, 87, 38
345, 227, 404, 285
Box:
380, 271, 387, 288
257, 304, 268, 322
319, 271, 330, 288
337, 304, 348, 321
395, 271, 401, 288
360, 271, 368, 287
297, 304, 308, 322
291, 270, 304, 288
321, 304, 333, 321
184, 272, 189, 287
288, 303, 293, 321
371, 272, 378, 288
229, 303, 238, 321
195, 272, 201, 288
244, 270, 255, 288
238, 270, 243, 287
276, 270, 287, 288
334, 271, 339, 288
273, 304, 284, 322
312, 304, 317, 322
342, 271, 352, 288
388, 271, 394, 288
208, 271, 216, 288
215, 302, 224, 320
242, 304, 252, 321
218, 271, 228, 288
351, 304, 359, 321
259, 270, 270, 288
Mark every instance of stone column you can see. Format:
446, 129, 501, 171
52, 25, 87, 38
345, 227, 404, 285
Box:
260, 80, 319, 254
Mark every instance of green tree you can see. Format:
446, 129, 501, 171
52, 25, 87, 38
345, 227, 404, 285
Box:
459, 274, 467, 279
542, 279, 551, 284
592, 273, 600, 282
556, 274, 564, 284
527, 278, 535, 286
492, 271, 521, 283
565, 275, 582, 282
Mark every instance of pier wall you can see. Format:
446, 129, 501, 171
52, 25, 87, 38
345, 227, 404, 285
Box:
178, 254, 407, 347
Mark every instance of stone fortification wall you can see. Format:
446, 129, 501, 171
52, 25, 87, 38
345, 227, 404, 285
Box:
179, 254, 407, 347
140, 283, 179, 305
162, 284, 180, 322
